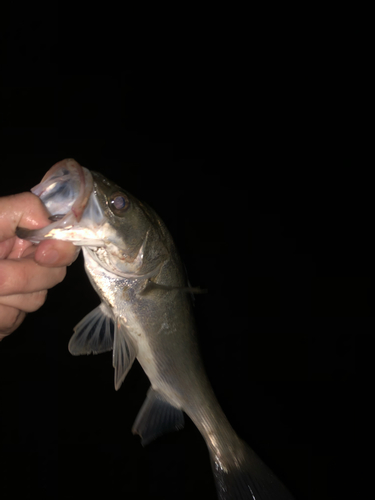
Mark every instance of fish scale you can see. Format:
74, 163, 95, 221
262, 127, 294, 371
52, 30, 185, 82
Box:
16, 158, 295, 500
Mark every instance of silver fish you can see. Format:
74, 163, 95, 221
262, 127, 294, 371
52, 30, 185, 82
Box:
17, 159, 294, 500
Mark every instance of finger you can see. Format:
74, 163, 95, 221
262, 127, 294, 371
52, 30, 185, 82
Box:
0, 290, 48, 313
0, 258, 66, 296
6, 235, 34, 259
0, 192, 52, 242
34, 240, 80, 267
0, 305, 26, 339
0, 238, 16, 259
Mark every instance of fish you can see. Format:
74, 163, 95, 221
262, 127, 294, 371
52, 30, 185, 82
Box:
17, 158, 295, 499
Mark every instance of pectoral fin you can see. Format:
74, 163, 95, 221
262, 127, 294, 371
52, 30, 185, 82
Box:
132, 388, 185, 445
113, 316, 137, 391
69, 303, 115, 355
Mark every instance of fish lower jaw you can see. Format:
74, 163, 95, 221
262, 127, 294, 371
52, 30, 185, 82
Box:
42, 226, 106, 246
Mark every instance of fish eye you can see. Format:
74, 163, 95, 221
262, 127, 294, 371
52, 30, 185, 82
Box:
109, 192, 130, 215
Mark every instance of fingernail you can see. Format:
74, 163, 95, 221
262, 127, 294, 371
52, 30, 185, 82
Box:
41, 248, 59, 265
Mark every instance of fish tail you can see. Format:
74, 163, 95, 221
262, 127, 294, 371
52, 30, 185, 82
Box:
209, 439, 294, 500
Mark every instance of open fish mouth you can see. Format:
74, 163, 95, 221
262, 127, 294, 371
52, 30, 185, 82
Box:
16, 158, 106, 246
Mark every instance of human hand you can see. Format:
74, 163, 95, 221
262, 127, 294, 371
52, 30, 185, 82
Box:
0, 192, 79, 340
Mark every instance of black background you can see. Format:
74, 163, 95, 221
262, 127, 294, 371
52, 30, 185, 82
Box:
0, 5, 368, 500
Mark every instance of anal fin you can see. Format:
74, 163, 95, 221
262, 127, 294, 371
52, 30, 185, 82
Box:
132, 388, 185, 446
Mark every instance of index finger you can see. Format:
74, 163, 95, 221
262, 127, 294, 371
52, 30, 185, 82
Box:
0, 256, 66, 296
0, 192, 51, 242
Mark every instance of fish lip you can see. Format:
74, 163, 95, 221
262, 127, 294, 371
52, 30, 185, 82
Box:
31, 158, 94, 223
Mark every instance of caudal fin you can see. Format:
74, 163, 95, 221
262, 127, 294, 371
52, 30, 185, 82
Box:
210, 441, 294, 500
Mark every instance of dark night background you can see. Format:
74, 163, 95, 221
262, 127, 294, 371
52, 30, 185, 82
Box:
0, 5, 368, 500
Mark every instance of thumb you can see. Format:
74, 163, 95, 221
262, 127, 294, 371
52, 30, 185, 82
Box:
0, 192, 52, 242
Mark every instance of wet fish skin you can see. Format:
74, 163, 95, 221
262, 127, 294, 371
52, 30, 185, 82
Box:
17, 159, 294, 499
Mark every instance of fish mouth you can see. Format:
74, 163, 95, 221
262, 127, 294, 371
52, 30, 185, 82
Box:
32, 158, 93, 222
16, 158, 106, 246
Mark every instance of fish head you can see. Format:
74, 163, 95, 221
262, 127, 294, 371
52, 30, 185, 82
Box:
17, 159, 169, 279
87, 170, 169, 278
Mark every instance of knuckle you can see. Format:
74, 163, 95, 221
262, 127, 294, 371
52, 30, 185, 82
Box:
31, 290, 48, 311
0, 268, 4, 289
18, 191, 41, 208
8, 308, 21, 328
47, 266, 67, 288
0, 266, 10, 292
56, 266, 67, 284
0, 307, 23, 333
17, 191, 35, 203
